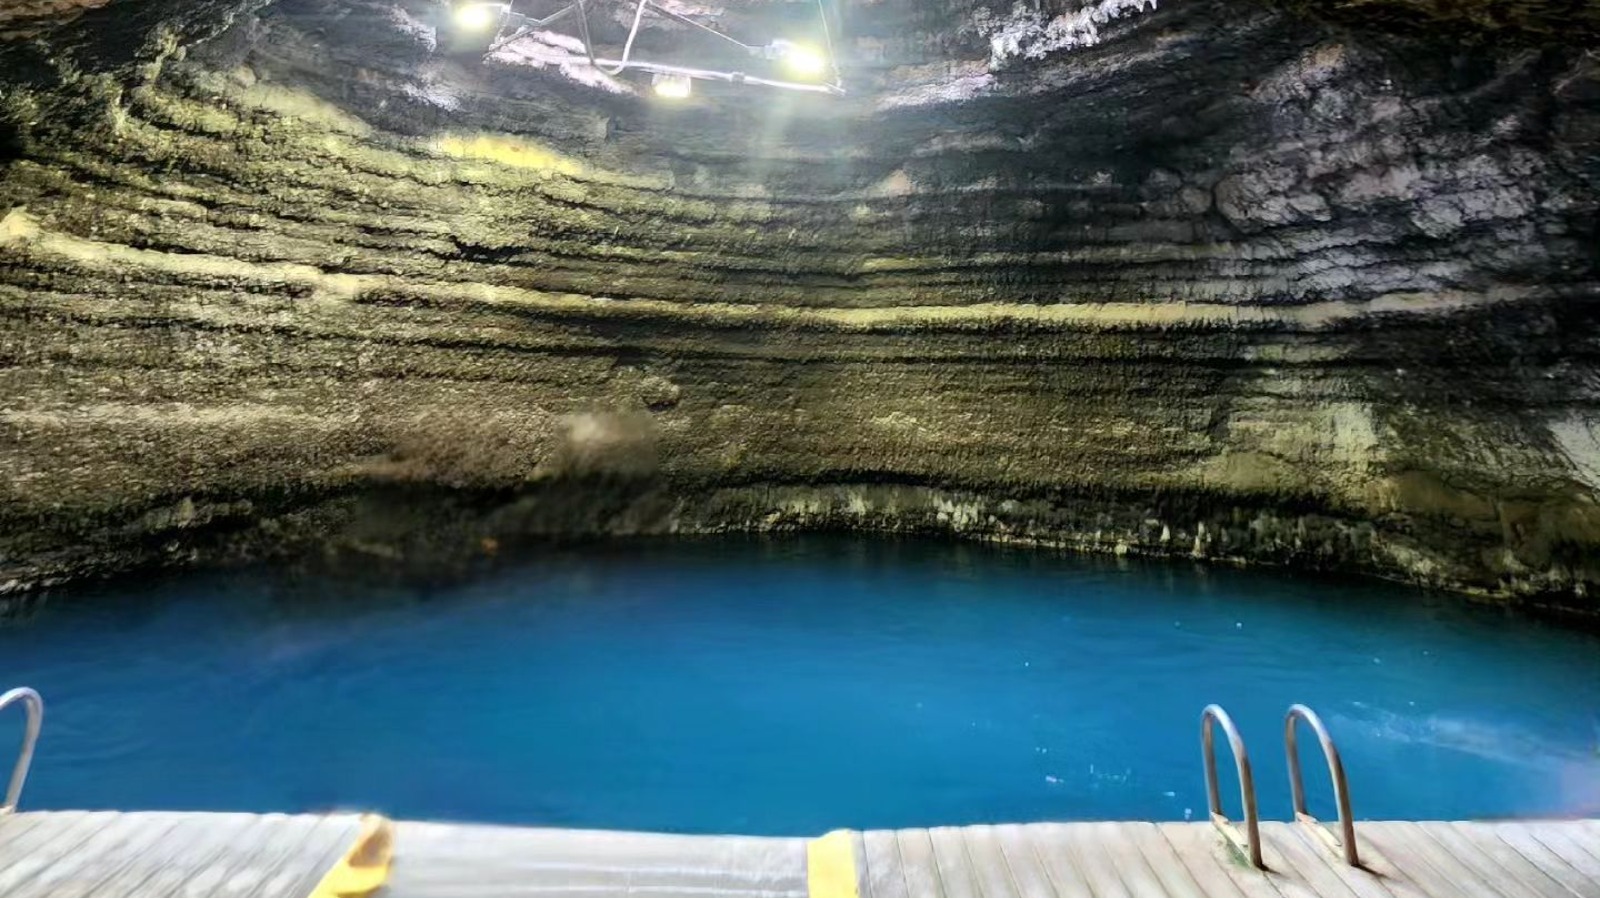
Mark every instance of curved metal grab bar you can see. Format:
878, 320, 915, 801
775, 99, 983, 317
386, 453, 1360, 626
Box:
1, 687, 43, 814
1285, 704, 1359, 866
1201, 704, 1264, 869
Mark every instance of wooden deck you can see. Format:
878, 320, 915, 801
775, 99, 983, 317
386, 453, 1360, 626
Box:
0, 811, 363, 897
1, 811, 1597, 898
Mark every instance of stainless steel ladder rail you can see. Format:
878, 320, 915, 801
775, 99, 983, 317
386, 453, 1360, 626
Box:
1285, 703, 1359, 866
1, 687, 43, 814
1200, 704, 1264, 869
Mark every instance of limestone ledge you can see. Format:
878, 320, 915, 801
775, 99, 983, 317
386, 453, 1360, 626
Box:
5, 480, 1592, 620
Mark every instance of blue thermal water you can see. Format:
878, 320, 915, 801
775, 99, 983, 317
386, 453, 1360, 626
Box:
2, 537, 1597, 835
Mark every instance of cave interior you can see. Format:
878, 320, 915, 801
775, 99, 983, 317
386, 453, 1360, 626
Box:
0, 0, 1597, 614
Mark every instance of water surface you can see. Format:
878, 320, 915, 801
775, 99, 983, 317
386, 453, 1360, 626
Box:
4, 537, 1598, 834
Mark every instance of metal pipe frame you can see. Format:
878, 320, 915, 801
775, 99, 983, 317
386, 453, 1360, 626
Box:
1201, 704, 1264, 870
489, 0, 844, 95
490, 3, 580, 53
639, 0, 754, 53
1, 687, 42, 815
1286, 704, 1360, 866
578, 57, 843, 94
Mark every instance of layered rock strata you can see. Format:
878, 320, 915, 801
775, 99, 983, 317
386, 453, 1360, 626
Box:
1, 0, 1596, 610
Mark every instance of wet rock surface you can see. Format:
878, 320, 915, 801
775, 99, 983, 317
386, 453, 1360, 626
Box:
0, 0, 1596, 612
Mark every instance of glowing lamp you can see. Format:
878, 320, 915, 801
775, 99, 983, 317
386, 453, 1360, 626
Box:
454, 2, 507, 31
652, 73, 693, 99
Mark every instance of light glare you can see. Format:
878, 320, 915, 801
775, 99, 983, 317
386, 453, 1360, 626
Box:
454, 3, 503, 31
781, 43, 827, 78
653, 74, 692, 99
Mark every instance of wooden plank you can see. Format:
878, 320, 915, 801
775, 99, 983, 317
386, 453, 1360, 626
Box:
0, 813, 105, 857
1255, 822, 1364, 898
1444, 823, 1591, 898
63, 814, 203, 898
1280, 822, 1428, 898
0, 813, 87, 872
1120, 822, 1208, 898
1472, 823, 1600, 898
174, 813, 326, 898
953, 825, 1017, 898
861, 830, 911, 898
2, 812, 1593, 898
1327, 827, 1435, 898
1055, 822, 1135, 898
0, 813, 131, 898
1417, 823, 1573, 898
5, 811, 188, 898
1517, 824, 1600, 881
1154, 823, 1280, 898
0, 812, 116, 896
1087, 821, 1174, 898
1349, 823, 1457, 898
1541, 823, 1600, 868
116, 813, 275, 898
927, 827, 982, 898
958, 826, 1022, 898
0, 814, 50, 852
1020, 823, 1097, 898
162, 814, 300, 898
301, 817, 371, 897
255, 815, 364, 898
1265, 823, 1403, 898
1361, 823, 1517, 898
371, 824, 456, 898
990, 825, 1059, 898
895, 830, 949, 898
854, 832, 872, 898
1219, 825, 1323, 898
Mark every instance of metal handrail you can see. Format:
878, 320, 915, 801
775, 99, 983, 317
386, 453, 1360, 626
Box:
1286, 704, 1359, 866
1, 687, 43, 814
1201, 704, 1264, 869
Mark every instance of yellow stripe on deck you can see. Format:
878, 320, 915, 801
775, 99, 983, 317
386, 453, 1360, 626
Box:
807, 830, 861, 898
307, 813, 394, 898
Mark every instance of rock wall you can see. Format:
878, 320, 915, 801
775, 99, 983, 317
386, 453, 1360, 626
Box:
1, 0, 1597, 611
